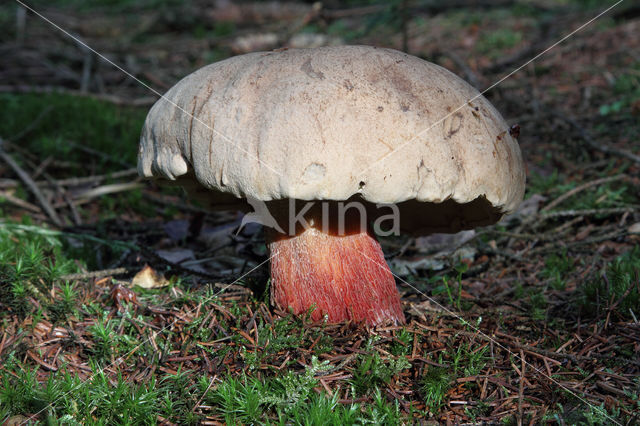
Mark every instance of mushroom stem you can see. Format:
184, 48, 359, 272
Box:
266, 215, 405, 326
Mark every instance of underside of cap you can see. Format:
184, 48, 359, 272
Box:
138, 45, 525, 232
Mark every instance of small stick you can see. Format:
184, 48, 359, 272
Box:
558, 113, 640, 165
38, 169, 83, 226
0, 191, 41, 213
32, 156, 54, 180
60, 267, 130, 281
36, 168, 138, 187
539, 207, 634, 219
192, 375, 217, 413
0, 139, 63, 227
74, 181, 144, 200
541, 174, 627, 212
61, 189, 82, 225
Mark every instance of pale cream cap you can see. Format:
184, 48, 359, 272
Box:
138, 46, 525, 233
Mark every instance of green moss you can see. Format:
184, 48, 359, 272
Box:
351, 338, 411, 396
0, 219, 80, 318
542, 250, 575, 291
580, 248, 640, 320
0, 93, 146, 172
421, 366, 451, 412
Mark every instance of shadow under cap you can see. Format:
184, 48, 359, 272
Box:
171, 176, 504, 236
261, 197, 504, 237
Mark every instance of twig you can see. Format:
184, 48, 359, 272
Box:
557, 113, 640, 165
497, 335, 640, 367
60, 188, 82, 225
489, 229, 558, 241
60, 267, 130, 281
74, 181, 144, 200
36, 168, 138, 187
0, 190, 41, 213
526, 228, 628, 255
0, 138, 63, 227
570, 229, 628, 247
596, 381, 628, 397
192, 375, 217, 413
32, 156, 54, 180
37, 168, 84, 226
539, 207, 635, 219
541, 174, 628, 212
480, 245, 524, 262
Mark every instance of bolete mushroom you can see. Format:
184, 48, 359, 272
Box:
138, 46, 525, 326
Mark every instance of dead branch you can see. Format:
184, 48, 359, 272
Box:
36, 168, 138, 187
60, 267, 130, 281
0, 190, 42, 213
0, 138, 63, 227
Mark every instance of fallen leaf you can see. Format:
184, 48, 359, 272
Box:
628, 222, 640, 234
131, 265, 170, 289
110, 284, 139, 310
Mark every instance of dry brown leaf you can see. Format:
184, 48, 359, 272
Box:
110, 283, 139, 310
131, 265, 170, 289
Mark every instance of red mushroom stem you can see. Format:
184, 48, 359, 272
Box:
265, 208, 405, 326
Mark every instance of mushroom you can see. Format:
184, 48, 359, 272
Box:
138, 46, 525, 326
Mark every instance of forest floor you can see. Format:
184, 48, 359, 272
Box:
1, 0, 639, 424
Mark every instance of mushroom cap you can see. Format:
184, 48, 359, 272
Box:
138, 45, 525, 233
